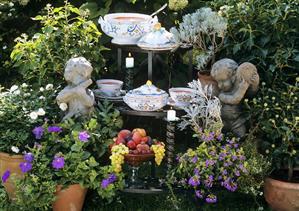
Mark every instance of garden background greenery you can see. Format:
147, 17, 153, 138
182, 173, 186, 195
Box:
0, 0, 298, 210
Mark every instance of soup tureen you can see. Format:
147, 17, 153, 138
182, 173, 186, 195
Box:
98, 13, 158, 45
123, 81, 168, 111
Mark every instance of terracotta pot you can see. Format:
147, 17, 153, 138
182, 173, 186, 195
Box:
53, 184, 87, 211
264, 177, 299, 211
0, 152, 24, 199
198, 72, 219, 96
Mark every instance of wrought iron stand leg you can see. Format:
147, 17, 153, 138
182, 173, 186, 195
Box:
117, 48, 122, 74
148, 51, 153, 81
166, 121, 175, 172
125, 67, 134, 91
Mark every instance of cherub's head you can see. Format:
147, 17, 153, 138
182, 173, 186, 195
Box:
211, 58, 238, 92
64, 57, 93, 85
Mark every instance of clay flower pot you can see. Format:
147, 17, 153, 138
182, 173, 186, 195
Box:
198, 72, 219, 96
53, 184, 87, 211
264, 177, 299, 211
0, 152, 24, 199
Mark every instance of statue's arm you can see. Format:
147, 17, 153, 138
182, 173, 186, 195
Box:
219, 80, 249, 105
56, 88, 73, 103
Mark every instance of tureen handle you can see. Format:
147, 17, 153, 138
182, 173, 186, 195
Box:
98, 16, 112, 34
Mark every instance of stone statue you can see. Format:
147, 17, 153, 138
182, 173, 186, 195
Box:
211, 58, 259, 137
56, 57, 95, 120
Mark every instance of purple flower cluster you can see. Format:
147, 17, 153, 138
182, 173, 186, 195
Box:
19, 152, 35, 173
101, 174, 117, 189
78, 131, 90, 142
48, 126, 62, 133
221, 178, 238, 192
19, 162, 32, 173
205, 194, 217, 203
24, 152, 34, 163
201, 132, 215, 142
32, 126, 44, 139
205, 159, 215, 167
1, 170, 10, 183
52, 156, 65, 169
204, 175, 214, 188
191, 156, 198, 163
188, 176, 200, 187
195, 190, 203, 199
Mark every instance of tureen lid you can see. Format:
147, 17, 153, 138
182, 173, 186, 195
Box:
137, 23, 177, 49
128, 80, 166, 95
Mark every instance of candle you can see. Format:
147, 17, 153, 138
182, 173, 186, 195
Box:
125, 53, 134, 68
167, 109, 176, 121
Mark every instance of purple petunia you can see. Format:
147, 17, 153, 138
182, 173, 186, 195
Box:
19, 162, 32, 173
101, 174, 117, 189
205, 194, 217, 203
205, 159, 215, 167
52, 156, 65, 169
188, 176, 200, 187
78, 131, 90, 142
204, 175, 214, 188
194, 168, 200, 175
191, 156, 198, 163
48, 126, 62, 133
195, 190, 203, 199
32, 126, 44, 139
221, 178, 238, 192
216, 133, 223, 141
101, 179, 110, 189
2, 170, 10, 183
24, 153, 34, 163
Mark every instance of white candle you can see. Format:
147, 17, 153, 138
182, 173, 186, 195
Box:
167, 109, 176, 121
125, 53, 134, 68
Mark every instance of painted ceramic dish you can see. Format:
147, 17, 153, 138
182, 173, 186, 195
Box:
123, 81, 168, 111
98, 13, 158, 45
137, 23, 178, 50
169, 87, 196, 107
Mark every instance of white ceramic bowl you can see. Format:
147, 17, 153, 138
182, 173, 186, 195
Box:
98, 13, 158, 45
123, 92, 168, 111
169, 87, 196, 106
96, 79, 123, 97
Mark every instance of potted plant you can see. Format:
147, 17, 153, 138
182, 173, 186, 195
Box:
0, 83, 60, 198
2, 108, 124, 210
167, 80, 248, 205
245, 79, 299, 210
171, 7, 227, 95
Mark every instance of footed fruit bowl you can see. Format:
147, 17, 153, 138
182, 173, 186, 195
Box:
124, 153, 154, 167
98, 13, 158, 45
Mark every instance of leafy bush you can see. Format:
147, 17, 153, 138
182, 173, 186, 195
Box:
11, 2, 107, 86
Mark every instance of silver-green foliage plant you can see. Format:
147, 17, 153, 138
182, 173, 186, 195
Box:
11, 1, 106, 86
170, 7, 227, 70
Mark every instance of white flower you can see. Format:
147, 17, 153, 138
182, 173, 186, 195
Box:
10, 85, 19, 92
59, 103, 68, 111
45, 84, 53, 90
11, 146, 20, 154
21, 83, 28, 88
2, 45, 7, 50
39, 96, 45, 100
9, 2, 14, 7
37, 108, 46, 116
24, 93, 31, 97
29, 111, 38, 120
14, 90, 20, 95
40, 87, 44, 92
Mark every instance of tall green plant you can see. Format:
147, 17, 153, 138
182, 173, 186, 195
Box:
11, 1, 107, 86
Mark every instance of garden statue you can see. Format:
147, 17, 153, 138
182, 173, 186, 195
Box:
211, 58, 259, 137
56, 57, 95, 120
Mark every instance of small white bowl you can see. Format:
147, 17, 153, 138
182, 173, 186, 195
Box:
169, 87, 196, 107
96, 79, 123, 97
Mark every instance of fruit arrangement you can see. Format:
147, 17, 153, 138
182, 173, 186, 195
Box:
110, 128, 166, 172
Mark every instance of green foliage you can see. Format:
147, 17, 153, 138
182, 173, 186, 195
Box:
238, 139, 271, 205
11, 1, 107, 86
0, 83, 60, 153
209, 0, 299, 80
245, 80, 299, 172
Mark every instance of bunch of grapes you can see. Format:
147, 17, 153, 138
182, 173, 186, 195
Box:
110, 144, 129, 173
151, 143, 165, 166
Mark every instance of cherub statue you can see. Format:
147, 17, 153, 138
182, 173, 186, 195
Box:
211, 58, 259, 137
56, 57, 95, 120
